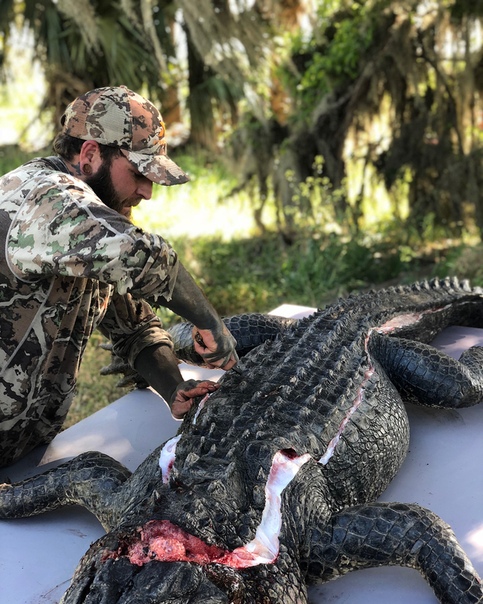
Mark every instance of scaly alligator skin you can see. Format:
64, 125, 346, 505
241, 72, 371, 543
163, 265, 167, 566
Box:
2, 277, 483, 603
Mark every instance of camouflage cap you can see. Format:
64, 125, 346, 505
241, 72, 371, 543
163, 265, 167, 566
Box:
61, 86, 189, 186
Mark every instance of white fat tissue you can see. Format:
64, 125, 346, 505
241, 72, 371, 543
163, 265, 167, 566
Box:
192, 393, 210, 424
158, 443, 313, 568
318, 366, 375, 466
159, 435, 181, 483
228, 450, 312, 567
376, 304, 450, 334
377, 313, 425, 333
159, 395, 209, 482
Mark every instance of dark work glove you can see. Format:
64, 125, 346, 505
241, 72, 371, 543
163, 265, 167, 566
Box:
169, 379, 220, 419
162, 263, 239, 370
192, 324, 239, 369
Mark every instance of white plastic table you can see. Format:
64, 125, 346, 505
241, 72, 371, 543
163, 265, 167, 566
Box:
1, 305, 483, 604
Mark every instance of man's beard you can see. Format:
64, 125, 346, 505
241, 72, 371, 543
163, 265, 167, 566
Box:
85, 162, 130, 218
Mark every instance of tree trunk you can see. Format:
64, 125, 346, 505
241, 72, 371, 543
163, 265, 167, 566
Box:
185, 26, 217, 151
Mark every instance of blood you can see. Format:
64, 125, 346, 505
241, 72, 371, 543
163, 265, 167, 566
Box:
125, 519, 274, 569
127, 520, 227, 566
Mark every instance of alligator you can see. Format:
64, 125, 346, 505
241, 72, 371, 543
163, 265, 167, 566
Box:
1, 276, 483, 603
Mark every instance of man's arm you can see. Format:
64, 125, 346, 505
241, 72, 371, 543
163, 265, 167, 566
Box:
9, 177, 237, 370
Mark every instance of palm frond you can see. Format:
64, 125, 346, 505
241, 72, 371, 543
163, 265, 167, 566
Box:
177, 0, 269, 82
56, 0, 99, 51
141, 0, 167, 71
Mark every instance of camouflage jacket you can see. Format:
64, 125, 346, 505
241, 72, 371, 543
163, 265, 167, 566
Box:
0, 157, 179, 466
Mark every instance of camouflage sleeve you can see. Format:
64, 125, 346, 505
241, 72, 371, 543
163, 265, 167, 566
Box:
99, 292, 174, 367
6, 173, 178, 302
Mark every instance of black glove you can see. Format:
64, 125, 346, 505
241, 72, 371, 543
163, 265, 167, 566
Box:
162, 262, 239, 369
169, 379, 219, 419
192, 325, 239, 368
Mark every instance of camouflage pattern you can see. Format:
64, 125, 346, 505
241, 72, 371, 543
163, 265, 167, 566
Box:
0, 157, 179, 467
62, 86, 189, 186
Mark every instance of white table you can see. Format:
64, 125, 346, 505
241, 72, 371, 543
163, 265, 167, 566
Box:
1, 305, 483, 604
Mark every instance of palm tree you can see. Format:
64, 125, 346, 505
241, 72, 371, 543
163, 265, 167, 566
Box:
0, 0, 170, 127
0, 0, 271, 149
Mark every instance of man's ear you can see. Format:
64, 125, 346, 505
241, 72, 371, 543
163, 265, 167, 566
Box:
79, 140, 103, 172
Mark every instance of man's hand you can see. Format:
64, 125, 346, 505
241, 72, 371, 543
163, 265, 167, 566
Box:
169, 379, 219, 419
192, 324, 239, 369
163, 262, 239, 369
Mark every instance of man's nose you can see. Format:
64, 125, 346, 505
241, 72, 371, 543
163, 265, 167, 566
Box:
137, 179, 153, 200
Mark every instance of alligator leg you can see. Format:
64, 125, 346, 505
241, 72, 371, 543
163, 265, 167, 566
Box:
305, 501, 483, 603
0, 451, 131, 530
369, 333, 483, 408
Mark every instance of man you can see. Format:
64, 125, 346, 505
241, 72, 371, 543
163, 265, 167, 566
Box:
0, 85, 238, 468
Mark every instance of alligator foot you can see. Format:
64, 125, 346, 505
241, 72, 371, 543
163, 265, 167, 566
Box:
307, 501, 483, 604
0, 451, 131, 531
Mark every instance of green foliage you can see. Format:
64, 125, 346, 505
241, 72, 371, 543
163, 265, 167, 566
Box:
449, 0, 483, 20
433, 243, 483, 287
0, 145, 39, 176
281, 155, 353, 235
288, 0, 386, 115
172, 229, 430, 311
1, 0, 169, 112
